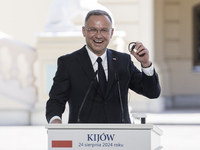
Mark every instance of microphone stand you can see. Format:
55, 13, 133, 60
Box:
77, 70, 98, 123
115, 73, 125, 123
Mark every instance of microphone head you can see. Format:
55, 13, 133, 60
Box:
115, 73, 119, 81
93, 70, 98, 80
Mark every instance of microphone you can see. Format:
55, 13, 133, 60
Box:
115, 73, 125, 123
77, 70, 98, 123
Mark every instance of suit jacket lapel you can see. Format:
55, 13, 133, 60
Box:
76, 47, 95, 81
76, 47, 102, 96
76, 47, 118, 98
105, 49, 118, 99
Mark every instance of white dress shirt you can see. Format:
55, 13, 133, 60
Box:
86, 45, 108, 80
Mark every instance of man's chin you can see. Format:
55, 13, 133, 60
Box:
93, 49, 106, 55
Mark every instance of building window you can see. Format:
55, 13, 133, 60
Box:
193, 4, 200, 69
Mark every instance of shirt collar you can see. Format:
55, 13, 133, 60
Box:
85, 45, 107, 65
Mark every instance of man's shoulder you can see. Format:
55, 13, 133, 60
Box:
59, 46, 86, 60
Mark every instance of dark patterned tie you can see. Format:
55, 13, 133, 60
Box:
97, 57, 107, 96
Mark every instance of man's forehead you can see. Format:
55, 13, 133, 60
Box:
86, 15, 112, 26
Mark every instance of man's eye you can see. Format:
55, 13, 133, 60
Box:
101, 29, 109, 33
90, 29, 97, 32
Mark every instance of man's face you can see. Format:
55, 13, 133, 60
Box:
82, 15, 114, 56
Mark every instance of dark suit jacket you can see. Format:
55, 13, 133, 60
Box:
46, 46, 161, 123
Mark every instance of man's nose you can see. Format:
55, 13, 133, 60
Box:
95, 30, 103, 37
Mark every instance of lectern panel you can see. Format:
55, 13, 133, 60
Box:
46, 124, 162, 150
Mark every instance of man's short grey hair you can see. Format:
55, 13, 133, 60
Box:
85, 9, 112, 25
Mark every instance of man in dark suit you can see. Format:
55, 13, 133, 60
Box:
46, 9, 161, 124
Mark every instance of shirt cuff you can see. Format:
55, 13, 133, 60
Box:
141, 64, 154, 76
49, 116, 62, 124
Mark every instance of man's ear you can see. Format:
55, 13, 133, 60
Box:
82, 26, 86, 37
110, 28, 114, 38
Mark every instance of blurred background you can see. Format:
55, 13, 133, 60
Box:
0, 0, 200, 149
